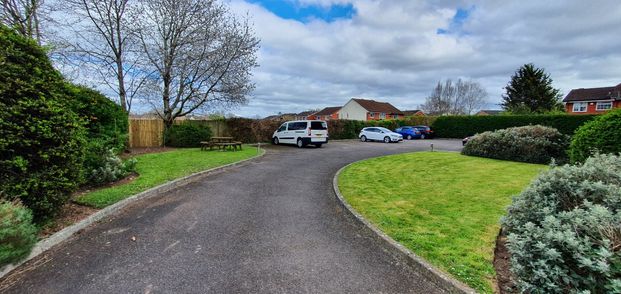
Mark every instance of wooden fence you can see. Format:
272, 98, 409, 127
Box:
129, 119, 229, 148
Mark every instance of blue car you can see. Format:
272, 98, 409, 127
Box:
394, 126, 422, 140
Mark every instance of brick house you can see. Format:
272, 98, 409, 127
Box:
294, 110, 317, 120
563, 83, 621, 114
309, 107, 341, 120
338, 98, 404, 121
402, 109, 425, 117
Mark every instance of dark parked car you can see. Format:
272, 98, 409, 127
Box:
413, 125, 435, 139
394, 126, 422, 140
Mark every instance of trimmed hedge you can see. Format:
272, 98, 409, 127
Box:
432, 114, 596, 138
0, 199, 38, 266
462, 125, 569, 164
503, 153, 621, 293
569, 109, 621, 163
164, 123, 213, 147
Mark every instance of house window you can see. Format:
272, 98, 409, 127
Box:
596, 101, 612, 111
572, 102, 587, 112
380, 113, 386, 119
392, 114, 398, 119
369, 112, 375, 118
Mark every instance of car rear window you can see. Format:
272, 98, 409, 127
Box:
310, 121, 327, 130
288, 122, 307, 130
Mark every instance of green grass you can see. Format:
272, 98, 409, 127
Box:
77, 147, 259, 208
337, 152, 545, 293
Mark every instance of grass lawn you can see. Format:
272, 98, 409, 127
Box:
77, 146, 259, 208
337, 152, 545, 293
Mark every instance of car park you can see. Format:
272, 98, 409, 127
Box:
272, 120, 329, 148
394, 126, 422, 140
359, 127, 403, 143
412, 125, 435, 139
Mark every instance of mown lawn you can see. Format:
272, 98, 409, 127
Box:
77, 147, 259, 208
337, 152, 544, 293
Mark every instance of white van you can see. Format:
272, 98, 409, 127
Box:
272, 120, 329, 148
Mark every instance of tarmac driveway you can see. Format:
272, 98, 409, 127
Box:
2, 139, 462, 293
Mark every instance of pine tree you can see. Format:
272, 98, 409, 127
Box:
501, 64, 562, 113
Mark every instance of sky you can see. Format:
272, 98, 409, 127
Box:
216, 0, 621, 118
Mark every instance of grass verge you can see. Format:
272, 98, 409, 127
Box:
337, 152, 544, 293
77, 147, 259, 208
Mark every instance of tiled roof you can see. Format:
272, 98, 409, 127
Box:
296, 110, 316, 116
402, 109, 424, 116
563, 83, 621, 102
313, 107, 341, 116
352, 98, 403, 114
477, 110, 504, 115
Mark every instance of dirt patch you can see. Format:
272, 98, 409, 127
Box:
494, 229, 518, 294
121, 146, 176, 158
38, 203, 99, 239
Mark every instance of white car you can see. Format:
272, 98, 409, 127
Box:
359, 127, 403, 143
272, 120, 329, 148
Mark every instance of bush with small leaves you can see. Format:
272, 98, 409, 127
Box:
164, 123, 212, 147
503, 153, 621, 293
569, 108, 621, 163
87, 148, 137, 186
461, 125, 569, 164
0, 199, 38, 266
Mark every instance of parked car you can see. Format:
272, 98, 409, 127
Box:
359, 127, 403, 143
412, 125, 435, 139
394, 126, 422, 140
272, 120, 329, 148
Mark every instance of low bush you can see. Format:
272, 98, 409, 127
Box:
462, 125, 569, 164
0, 25, 85, 222
569, 109, 621, 163
503, 153, 621, 293
86, 147, 136, 186
432, 114, 595, 138
0, 199, 38, 266
164, 123, 212, 147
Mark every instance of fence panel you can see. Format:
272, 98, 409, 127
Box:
129, 119, 165, 147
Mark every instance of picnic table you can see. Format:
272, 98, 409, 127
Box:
200, 136, 243, 151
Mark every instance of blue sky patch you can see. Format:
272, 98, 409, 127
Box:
250, 0, 355, 23
437, 6, 474, 35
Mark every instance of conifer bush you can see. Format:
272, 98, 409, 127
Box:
503, 153, 621, 293
0, 199, 38, 266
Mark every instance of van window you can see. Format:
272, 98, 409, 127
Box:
288, 122, 306, 131
277, 124, 287, 132
310, 121, 327, 130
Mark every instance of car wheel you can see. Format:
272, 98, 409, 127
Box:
273, 137, 279, 145
406, 135, 412, 140
360, 135, 367, 142
297, 138, 304, 148
315, 143, 322, 148
383, 136, 390, 143
420, 134, 426, 139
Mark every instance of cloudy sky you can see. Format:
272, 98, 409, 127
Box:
216, 0, 621, 118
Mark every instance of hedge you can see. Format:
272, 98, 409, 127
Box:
164, 123, 213, 147
431, 114, 596, 138
569, 109, 621, 163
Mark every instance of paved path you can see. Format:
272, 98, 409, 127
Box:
2, 139, 462, 293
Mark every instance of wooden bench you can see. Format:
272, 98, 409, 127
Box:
201, 137, 242, 151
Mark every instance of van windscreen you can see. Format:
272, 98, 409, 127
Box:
310, 121, 327, 130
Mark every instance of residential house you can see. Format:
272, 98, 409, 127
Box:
402, 109, 425, 117
264, 113, 296, 121
309, 107, 341, 120
476, 110, 504, 116
563, 83, 621, 114
338, 98, 404, 121
294, 110, 317, 120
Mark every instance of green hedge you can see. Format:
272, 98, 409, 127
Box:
164, 123, 212, 147
569, 109, 621, 163
431, 114, 596, 138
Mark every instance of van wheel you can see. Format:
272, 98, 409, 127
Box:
315, 143, 322, 148
420, 134, 426, 139
360, 135, 367, 142
297, 138, 304, 148
383, 136, 390, 143
273, 137, 279, 145
406, 135, 412, 140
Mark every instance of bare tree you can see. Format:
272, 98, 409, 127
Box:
135, 0, 259, 128
421, 79, 487, 115
1, 0, 44, 43
56, 0, 146, 113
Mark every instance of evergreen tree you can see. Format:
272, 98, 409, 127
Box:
501, 64, 562, 113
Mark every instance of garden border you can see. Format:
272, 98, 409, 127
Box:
333, 161, 476, 294
0, 148, 266, 279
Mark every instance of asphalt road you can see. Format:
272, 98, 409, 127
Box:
2, 139, 462, 294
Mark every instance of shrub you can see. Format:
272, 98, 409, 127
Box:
164, 123, 212, 147
0, 199, 38, 266
462, 125, 569, 164
503, 153, 621, 293
432, 114, 596, 138
0, 25, 85, 222
569, 109, 621, 163
86, 146, 136, 186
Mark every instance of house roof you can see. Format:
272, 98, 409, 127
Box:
402, 109, 424, 116
313, 106, 341, 116
296, 110, 316, 116
477, 110, 504, 115
563, 83, 621, 102
352, 98, 403, 114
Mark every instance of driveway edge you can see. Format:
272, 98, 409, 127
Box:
0, 148, 267, 279
332, 162, 476, 294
